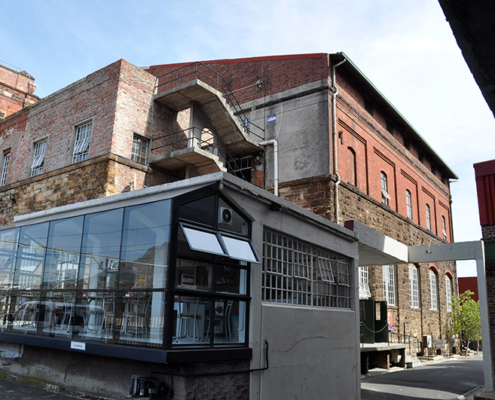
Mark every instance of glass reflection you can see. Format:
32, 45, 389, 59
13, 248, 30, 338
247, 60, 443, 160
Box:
176, 259, 212, 291
0, 228, 19, 292
119, 201, 171, 290
43, 217, 83, 290
212, 299, 246, 345
10, 291, 41, 334
215, 265, 247, 294
14, 223, 49, 291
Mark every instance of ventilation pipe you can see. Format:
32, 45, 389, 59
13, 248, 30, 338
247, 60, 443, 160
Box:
331, 57, 347, 224
260, 139, 278, 196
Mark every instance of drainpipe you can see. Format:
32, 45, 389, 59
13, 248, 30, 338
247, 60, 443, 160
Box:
332, 57, 347, 224
260, 139, 278, 196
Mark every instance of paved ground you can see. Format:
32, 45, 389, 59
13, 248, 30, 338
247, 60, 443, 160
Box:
362, 354, 484, 400
0, 378, 79, 400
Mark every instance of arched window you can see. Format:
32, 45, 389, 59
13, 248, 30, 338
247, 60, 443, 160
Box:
429, 270, 438, 310
409, 265, 419, 308
445, 275, 453, 312
381, 172, 389, 205
442, 216, 447, 240
383, 265, 396, 306
348, 147, 357, 186
426, 204, 431, 231
406, 190, 413, 219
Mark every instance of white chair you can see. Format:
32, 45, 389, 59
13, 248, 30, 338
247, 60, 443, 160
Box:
176, 297, 202, 343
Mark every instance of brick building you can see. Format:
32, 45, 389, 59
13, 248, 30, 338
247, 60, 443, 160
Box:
0, 62, 39, 120
0, 54, 461, 398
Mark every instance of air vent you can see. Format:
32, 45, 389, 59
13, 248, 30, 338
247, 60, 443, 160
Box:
219, 207, 233, 225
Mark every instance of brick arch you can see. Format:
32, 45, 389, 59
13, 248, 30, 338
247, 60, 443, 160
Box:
444, 268, 454, 279
429, 263, 439, 274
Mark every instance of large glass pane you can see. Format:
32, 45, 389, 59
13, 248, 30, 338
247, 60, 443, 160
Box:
10, 291, 41, 334
177, 227, 214, 261
81, 209, 123, 259
173, 295, 211, 346
118, 291, 165, 347
212, 299, 246, 345
119, 200, 171, 290
178, 195, 216, 227
39, 291, 76, 338
175, 259, 212, 291
0, 228, 19, 292
14, 223, 49, 291
73, 291, 109, 340
43, 216, 83, 290
215, 265, 247, 295
79, 209, 123, 289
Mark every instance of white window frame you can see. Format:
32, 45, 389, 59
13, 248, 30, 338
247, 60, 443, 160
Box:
409, 265, 419, 308
406, 190, 413, 219
445, 276, 452, 312
429, 270, 438, 310
381, 172, 389, 205
130, 134, 149, 164
359, 267, 371, 299
72, 121, 93, 163
442, 216, 447, 240
426, 204, 431, 231
31, 139, 48, 177
383, 265, 396, 306
0, 151, 11, 186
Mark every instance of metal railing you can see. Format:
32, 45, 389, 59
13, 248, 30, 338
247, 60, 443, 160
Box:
389, 331, 423, 356
154, 62, 264, 140
150, 126, 230, 167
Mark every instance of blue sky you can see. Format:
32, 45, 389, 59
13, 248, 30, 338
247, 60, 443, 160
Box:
2, 0, 493, 276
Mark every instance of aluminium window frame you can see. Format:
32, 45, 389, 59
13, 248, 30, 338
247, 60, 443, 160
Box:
409, 265, 419, 308
429, 270, 438, 311
382, 265, 396, 306
406, 190, 413, 219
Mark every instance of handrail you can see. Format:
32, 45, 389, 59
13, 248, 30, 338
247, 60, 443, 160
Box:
150, 126, 238, 170
154, 62, 265, 140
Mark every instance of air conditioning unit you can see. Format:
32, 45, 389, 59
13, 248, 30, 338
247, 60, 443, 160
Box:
129, 376, 168, 398
219, 207, 233, 225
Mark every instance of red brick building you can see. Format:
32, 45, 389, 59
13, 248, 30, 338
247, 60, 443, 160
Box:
0, 62, 39, 120
0, 54, 459, 397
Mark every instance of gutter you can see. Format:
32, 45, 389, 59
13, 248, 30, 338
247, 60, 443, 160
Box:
331, 57, 347, 224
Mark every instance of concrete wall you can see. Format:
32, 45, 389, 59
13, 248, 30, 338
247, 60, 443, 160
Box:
245, 82, 331, 184
226, 180, 360, 400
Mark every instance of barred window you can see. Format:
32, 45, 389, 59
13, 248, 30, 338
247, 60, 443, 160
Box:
262, 229, 352, 309
131, 134, 149, 164
31, 140, 47, 177
0, 151, 11, 186
228, 156, 252, 182
409, 265, 419, 308
383, 265, 396, 306
73, 122, 92, 163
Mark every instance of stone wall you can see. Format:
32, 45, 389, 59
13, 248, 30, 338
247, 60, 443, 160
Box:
0, 153, 176, 226
277, 174, 457, 355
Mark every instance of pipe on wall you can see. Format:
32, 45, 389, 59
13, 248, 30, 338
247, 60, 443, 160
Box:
331, 58, 347, 224
260, 139, 278, 196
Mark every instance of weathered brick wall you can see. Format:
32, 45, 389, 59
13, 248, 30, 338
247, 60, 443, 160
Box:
0, 65, 38, 118
150, 54, 329, 106
278, 175, 457, 354
0, 154, 177, 226
335, 86, 453, 241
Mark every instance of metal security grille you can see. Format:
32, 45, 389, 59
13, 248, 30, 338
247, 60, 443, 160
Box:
131, 135, 149, 164
31, 140, 47, 176
73, 122, 92, 163
227, 156, 252, 182
0, 152, 10, 186
262, 229, 351, 309
430, 271, 438, 310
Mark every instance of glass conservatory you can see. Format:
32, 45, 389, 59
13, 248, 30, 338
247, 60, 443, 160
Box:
0, 186, 257, 362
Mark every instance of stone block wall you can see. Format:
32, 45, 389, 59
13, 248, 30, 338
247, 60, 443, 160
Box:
0, 153, 176, 226
277, 175, 457, 355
